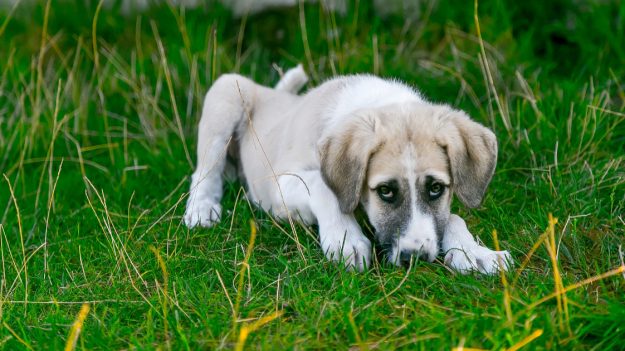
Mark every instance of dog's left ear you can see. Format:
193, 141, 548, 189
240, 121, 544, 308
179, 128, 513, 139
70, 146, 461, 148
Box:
319, 113, 378, 214
437, 110, 498, 208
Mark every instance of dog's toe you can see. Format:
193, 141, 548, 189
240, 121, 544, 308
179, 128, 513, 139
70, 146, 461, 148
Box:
474, 249, 512, 274
346, 236, 372, 271
445, 247, 512, 275
184, 200, 221, 228
488, 250, 513, 273
322, 232, 371, 271
444, 250, 476, 273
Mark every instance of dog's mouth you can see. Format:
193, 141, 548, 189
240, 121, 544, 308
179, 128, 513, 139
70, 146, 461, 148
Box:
375, 241, 438, 268
355, 207, 439, 268
388, 246, 437, 267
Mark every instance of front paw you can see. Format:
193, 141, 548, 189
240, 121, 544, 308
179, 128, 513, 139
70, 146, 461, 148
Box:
184, 197, 222, 228
445, 247, 512, 274
321, 230, 371, 271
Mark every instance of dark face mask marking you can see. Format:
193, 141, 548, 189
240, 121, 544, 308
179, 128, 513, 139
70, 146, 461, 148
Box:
366, 175, 452, 263
368, 178, 411, 251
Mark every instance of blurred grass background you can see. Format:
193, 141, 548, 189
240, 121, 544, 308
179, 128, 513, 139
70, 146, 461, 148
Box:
0, 0, 624, 349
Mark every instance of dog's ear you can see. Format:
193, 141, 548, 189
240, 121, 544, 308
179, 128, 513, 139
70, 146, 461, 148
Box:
319, 114, 378, 214
437, 110, 498, 208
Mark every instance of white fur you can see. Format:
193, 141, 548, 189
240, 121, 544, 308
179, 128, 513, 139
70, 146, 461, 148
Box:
184, 67, 511, 273
388, 148, 438, 265
323, 76, 421, 131
276, 171, 371, 270
443, 214, 512, 274
274, 64, 308, 93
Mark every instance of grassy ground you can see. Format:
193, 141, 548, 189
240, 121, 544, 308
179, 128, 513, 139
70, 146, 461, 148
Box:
0, 0, 624, 349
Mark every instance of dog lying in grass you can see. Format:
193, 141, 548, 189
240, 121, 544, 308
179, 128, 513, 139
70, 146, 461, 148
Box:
184, 65, 512, 273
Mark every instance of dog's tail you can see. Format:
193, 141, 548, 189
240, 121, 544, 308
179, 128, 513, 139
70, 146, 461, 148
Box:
275, 64, 308, 94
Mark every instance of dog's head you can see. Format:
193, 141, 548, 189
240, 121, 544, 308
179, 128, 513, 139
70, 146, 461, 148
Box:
320, 102, 497, 266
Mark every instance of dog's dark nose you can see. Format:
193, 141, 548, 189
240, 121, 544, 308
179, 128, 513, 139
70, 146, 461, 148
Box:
399, 250, 427, 267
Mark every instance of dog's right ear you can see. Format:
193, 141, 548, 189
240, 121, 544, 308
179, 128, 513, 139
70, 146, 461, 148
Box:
319, 114, 378, 214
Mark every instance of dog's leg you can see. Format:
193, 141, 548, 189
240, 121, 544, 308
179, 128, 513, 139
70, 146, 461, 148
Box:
277, 171, 372, 271
442, 214, 512, 274
184, 74, 258, 228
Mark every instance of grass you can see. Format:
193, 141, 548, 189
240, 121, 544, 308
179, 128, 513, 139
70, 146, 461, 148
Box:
0, 0, 624, 349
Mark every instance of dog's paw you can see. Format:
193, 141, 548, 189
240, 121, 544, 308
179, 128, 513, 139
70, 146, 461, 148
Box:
184, 198, 222, 228
321, 230, 371, 271
444, 247, 512, 275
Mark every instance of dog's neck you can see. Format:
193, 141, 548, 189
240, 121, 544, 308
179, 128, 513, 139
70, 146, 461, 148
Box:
328, 75, 423, 122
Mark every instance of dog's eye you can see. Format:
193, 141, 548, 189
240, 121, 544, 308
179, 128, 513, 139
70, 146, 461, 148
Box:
376, 185, 396, 202
428, 183, 444, 200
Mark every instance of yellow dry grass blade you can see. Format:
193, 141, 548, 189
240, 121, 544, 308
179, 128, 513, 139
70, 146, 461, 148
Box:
235, 310, 284, 351
544, 214, 570, 334
64, 303, 90, 351
492, 229, 512, 323
454, 329, 543, 351
233, 221, 258, 331
507, 329, 543, 351
526, 265, 625, 310
149, 245, 170, 345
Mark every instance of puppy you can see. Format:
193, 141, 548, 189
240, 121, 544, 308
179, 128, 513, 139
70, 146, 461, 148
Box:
184, 65, 511, 273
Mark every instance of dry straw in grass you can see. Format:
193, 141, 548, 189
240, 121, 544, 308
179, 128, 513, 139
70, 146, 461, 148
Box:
232, 221, 285, 350
64, 303, 90, 351
458, 213, 625, 350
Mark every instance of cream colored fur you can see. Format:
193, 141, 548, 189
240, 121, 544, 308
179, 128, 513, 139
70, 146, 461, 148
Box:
184, 67, 512, 273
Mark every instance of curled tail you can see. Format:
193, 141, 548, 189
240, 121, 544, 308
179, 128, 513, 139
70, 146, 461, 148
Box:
275, 64, 308, 93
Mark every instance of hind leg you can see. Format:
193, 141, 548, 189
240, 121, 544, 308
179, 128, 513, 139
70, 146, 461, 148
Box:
184, 74, 261, 228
